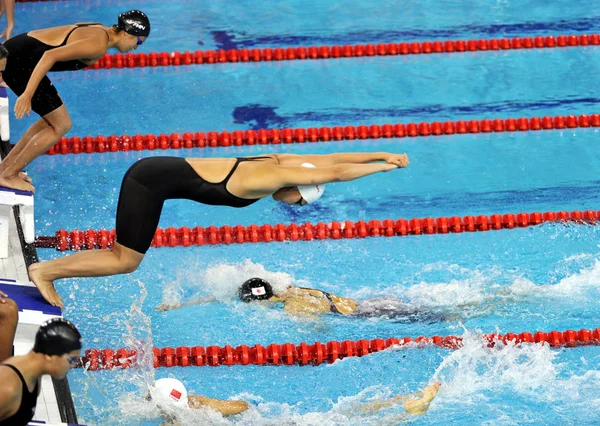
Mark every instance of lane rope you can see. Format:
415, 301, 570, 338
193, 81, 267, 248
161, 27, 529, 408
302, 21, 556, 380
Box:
36, 209, 599, 251
46, 113, 600, 156
75, 34, 600, 71
78, 327, 600, 370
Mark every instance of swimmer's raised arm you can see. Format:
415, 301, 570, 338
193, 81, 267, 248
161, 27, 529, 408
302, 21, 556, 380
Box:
273, 152, 409, 167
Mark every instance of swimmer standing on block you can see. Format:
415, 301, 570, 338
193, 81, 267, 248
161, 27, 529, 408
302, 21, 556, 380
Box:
29, 152, 409, 308
0, 10, 150, 193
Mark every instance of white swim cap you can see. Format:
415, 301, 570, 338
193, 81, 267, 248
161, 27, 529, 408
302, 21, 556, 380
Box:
150, 378, 188, 409
297, 163, 325, 204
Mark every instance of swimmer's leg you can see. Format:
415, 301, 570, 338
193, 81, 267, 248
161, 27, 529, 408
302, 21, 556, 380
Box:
0, 297, 18, 362
29, 242, 144, 309
0, 105, 71, 192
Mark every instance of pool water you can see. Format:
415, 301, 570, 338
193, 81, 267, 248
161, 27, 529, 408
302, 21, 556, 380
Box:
12, 0, 600, 424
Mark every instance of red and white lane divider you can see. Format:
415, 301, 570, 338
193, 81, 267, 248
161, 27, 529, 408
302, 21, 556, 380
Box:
35, 209, 598, 252
47, 113, 600, 156
77, 33, 600, 70
79, 327, 600, 370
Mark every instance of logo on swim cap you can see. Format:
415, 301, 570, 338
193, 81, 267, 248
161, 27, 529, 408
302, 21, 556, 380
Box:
124, 19, 146, 31
150, 378, 188, 409
297, 163, 326, 204
170, 389, 182, 402
251, 286, 266, 296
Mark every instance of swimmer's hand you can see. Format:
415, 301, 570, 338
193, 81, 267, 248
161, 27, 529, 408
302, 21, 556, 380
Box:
15, 93, 33, 119
403, 382, 441, 415
384, 153, 409, 168
0, 289, 8, 301
156, 302, 182, 312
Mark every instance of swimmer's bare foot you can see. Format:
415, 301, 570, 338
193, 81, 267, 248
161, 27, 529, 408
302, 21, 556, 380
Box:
0, 174, 35, 193
404, 382, 441, 415
29, 264, 63, 309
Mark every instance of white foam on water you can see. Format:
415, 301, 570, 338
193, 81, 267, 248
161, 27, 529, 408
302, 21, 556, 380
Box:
160, 259, 296, 306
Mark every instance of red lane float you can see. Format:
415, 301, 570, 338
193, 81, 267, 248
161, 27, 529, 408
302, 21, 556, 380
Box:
79, 327, 600, 370
36, 209, 598, 251
45, 33, 599, 71
47, 113, 600, 155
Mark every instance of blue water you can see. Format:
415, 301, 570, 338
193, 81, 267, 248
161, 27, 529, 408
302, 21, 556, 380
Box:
11, 1, 600, 425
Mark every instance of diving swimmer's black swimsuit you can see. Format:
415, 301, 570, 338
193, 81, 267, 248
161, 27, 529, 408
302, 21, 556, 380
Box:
116, 156, 269, 254
3, 23, 109, 116
0, 364, 39, 426
299, 287, 343, 314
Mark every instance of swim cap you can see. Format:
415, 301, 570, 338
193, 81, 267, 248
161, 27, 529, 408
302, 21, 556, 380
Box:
238, 278, 273, 302
149, 378, 188, 409
33, 318, 82, 356
297, 163, 325, 204
117, 10, 150, 37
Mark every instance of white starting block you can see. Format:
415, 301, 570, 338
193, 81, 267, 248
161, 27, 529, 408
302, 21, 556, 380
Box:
0, 187, 34, 258
0, 87, 34, 258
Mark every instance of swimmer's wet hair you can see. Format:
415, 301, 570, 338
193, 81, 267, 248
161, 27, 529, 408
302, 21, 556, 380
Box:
0, 45, 8, 59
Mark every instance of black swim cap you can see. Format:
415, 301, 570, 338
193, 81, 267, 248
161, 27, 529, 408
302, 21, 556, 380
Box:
238, 278, 273, 302
117, 10, 150, 37
33, 318, 82, 356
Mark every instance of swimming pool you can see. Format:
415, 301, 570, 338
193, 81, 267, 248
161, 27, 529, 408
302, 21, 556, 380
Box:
13, 0, 600, 424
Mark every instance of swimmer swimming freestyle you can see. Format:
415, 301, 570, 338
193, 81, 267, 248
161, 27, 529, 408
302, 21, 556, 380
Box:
158, 277, 451, 323
29, 151, 409, 308
0, 10, 150, 193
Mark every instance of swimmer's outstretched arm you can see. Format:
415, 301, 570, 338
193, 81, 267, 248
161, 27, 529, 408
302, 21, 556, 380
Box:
156, 296, 216, 312
273, 152, 409, 167
187, 395, 250, 416
353, 382, 441, 416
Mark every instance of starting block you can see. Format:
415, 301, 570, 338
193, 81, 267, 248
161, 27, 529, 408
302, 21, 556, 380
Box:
0, 186, 34, 258
0, 87, 33, 258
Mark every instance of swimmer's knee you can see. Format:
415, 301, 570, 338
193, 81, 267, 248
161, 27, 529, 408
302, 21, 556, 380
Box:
54, 118, 72, 137
0, 299, 19, 322
117, 260, 140, 274
118, 257, 142, 274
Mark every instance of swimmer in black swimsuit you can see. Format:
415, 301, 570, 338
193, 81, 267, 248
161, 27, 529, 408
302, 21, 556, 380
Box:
0, 289, 17, 362
0, 10, 150, 193
0, 318, 81, 425
29, 151, 410, 308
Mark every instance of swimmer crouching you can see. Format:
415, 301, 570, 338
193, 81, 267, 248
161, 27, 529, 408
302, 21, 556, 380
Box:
0, 318, 82, 425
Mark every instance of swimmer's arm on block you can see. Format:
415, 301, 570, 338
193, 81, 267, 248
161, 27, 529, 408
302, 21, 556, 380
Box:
187, 395, 250, 416
273, 152, 391, 167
